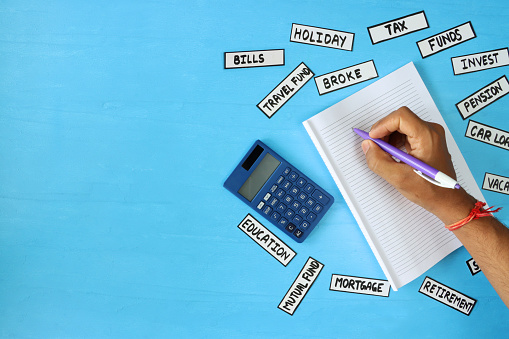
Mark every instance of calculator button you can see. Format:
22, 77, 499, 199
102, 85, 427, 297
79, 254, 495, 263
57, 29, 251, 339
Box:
284, 195, 293, 204
291, 201, 301, 210
282, 180, 292, 190
276, 176, 285, 185
271, 212, 280, 221
294, 229, 304, 238
297, 192, 307, 202
312, 190, 330, 205
285, 223, 296, 233
313, 204, 323, 214
306, 198, 315, 207
276, 189, 285, 198
283, 167, 291, 176
296, 178, 307, 187
299, 207, 309, 216
270, 184, 278, 193
263, 206, 272, 215
279, 218, 289, 227
257, 201, 265, 210
269, 197, 278, 207
301, 221, 310, 229
289, 171, 299, 181
289, 187, 300, 196
292, 215, 303, 226
263, 193, 271, 201
304, 183, 315, 193
285, 209, 295, 219
276, 203, 286, 213
307, 213, 316, 221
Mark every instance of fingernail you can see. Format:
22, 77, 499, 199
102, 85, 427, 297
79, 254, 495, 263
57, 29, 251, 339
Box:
362, 140, 370, 154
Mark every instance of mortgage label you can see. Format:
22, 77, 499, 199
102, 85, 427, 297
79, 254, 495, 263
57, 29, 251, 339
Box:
466, 258, 481, 276
451, 48, 509, 75
482, 172, 509, 195
465, 120, 509, 151
419, 276, 477, 316
237, 214, 296, 266
456, 75, 509, 119
290, 23, 354, 51
257, 62, 314, 118
417, 22, 476, 58
278, 257, 324, 315
367, 11, 429, 44
314, 60, 378, 95
329, 274, 390, 297
224, 49, 285, 69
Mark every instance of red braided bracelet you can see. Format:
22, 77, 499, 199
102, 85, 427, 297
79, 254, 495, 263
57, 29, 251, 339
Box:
445, 201, 502, 231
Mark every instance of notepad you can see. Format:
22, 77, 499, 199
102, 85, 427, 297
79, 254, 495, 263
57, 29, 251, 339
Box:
303, 62, 485, 290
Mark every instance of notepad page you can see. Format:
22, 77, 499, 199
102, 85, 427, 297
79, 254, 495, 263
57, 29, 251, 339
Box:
303, 62, 485, 290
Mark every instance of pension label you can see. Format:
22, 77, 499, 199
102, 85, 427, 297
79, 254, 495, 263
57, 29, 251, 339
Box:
451, 48, 509, 75
224, 49, 285, 69
314, 60, 378, 95
465, 120, 509, 151
278, 257, 324, 315
482, 173, 509, 195
237, 214, 296, 266
257, 62, 314, 118
329, 274, 390, 297
417, 22, 476, 58
419, 277, 477, 315
466, 258, 481, 276
456, 75, 509, 119
367, 11, 429, 44
290, 23, 354, 51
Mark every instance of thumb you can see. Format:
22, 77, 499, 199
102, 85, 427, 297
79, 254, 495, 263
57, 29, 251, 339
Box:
362, 140, 411, 187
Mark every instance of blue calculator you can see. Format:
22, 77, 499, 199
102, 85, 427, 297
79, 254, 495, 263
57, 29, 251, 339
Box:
224, 140, 334, 242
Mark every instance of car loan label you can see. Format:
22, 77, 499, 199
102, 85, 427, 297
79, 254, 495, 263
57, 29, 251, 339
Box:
465, 120, 509, 151
451, 48, 509, 75
329, 274, 390, 297
367, 11, 429, 44
237, 214, 296, 266
456, 75, 509, 119
314, 60, 378, 95
290, 23, 354, 51
224, 49, 285, 69
257, 62, 314, 118
419, 276, 477, 315
482, 173, 509, 195
417, 22, 476, 58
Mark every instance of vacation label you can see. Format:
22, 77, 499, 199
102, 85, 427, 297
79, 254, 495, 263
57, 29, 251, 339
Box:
278, 257, 324, 315
314, 60, 378, 95
237, 214, 296, 266
290, 23, 354, 51
465, 120, 509, 151
417, 22, 476, 58
466, 258, 481, 276
329, 274, 390, 297
451, 48, 509, 75
482, 173, 509, 195
224, 49, 285, 69
419, 276, 477, 315
367, 11, 429, 44
456, 75, 509, 119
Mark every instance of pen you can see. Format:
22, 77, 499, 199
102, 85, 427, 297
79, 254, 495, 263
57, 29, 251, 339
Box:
353, 128, 461, 189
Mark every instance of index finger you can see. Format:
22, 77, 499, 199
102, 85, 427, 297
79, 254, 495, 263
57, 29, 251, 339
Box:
369, 106, 429, 139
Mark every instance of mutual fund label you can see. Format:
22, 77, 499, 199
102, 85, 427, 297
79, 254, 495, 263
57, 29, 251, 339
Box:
278, 257, 324, 315
367, 11, 429, 44
290, 23, 354, 51
257, 62, 314, 118
224, 49, 285, 69
417, 22, 476, 58
482, 173, 509, 195
456, 75, 509, 119
465, 120, 509, 151
451, 48, 509, 75
329, 274, 390, 297
237, 214, 296, 266
314, 60, 378, 95
419, 277, 477, 315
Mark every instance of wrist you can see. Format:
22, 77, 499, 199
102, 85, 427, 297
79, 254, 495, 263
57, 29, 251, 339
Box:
428, 190, 477, 225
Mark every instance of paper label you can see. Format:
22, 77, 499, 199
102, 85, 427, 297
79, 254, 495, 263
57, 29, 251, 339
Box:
419, 276, 477, 315
329, 274, 390, 297
451, 48, 509, 75
465, 120, 509, 151
417, 22, 476, 58
314, 60, 378, 95
455, 75, 509, 119
224, 49, 285, 69
367, 11, 429, 44
237, 214, 296, 266
257, 62, 314, 118
482, 172, 509, 195
290, 23, 354, 51
466, 258, 481, 276
278, 257, 324, 315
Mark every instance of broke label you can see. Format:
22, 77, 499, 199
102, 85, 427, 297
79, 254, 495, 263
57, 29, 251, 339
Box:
367, 11, 429, 44
314, 60, 378, 95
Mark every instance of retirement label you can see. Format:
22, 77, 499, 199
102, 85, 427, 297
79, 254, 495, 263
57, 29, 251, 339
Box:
482, 173, 509, 195
314, 60, 378, 95
451, 48, 509, 75
278, 257, 324, 315
456, 75, 509, 119
237, 214, 296, 266
417, 22, 476, 58
466, 258, 481, 276
465, 120, 509, 151
367, 11, 429, 44
419, 277, 477, 315
290, 23, 354, 51
257, 62, 314, 118
224, 49, 285, 69
329, 274, 390, 297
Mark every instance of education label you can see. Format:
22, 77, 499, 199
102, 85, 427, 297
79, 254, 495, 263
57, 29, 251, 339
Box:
367, 11, 429, 44
329, 274, 390, 297
314, 60, 378, 95
456, 75, 509, 119
419, 276, 477, 315
465, 120, 509, 151
482, 173, 509, 195
417, 22, 476, 58
290, 23, 354, 51
451, 48, 509, 75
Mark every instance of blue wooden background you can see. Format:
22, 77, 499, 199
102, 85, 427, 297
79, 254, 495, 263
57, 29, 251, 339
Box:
1, 0, 508, 337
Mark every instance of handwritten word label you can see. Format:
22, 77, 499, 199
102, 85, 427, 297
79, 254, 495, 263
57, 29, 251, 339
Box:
452, 48, 509, 75
417, 22, 476, 58
482, 173, 509, 195
465, 120, 509, 151
367, 11, 429, 44
278, 257, 324, 315
329, 274, 390, 297
237, 214, 296, 266
466, 258, 481, 276
224, 49, 285, 69
257, 62, 314, 118
290, 23, 354, 51
456, 75, 509, 119
419, 276, 477, 315
314, 60, 378, 95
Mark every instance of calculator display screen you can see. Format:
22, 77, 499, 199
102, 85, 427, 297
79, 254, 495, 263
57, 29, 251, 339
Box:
238, 153, 280, 201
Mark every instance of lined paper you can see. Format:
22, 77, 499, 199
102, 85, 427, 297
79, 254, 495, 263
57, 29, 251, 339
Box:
303, 62, 484, 290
